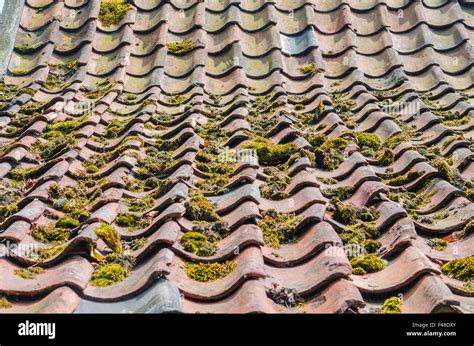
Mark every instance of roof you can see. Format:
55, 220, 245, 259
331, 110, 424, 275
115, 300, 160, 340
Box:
0, 0, 473, 314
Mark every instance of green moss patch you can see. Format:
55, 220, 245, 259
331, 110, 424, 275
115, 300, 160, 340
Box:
124, 196, 154, 213
427, 238, 449, 251
297, 63, 322, 76
136, 148, 174, 179
388, 187, 436, 210
243, 136, 296, 164
14, 266, 45, 280
350, 254, 387, 275
98, 0, 131, 27
376, 148, 395, 166
116, 212, 141, 229
180, 232, 217, 257
314, 137, 348, 171
95, 223, 122, 253
185, 261, 237, 282
334, 202, 380, 225
32, 225, 72, 244
383, 132, 410, 150
384, 170, 424, 186
259, 167, 291, 200
55, 217, 80, 229
258, 209, 300, 249
0, 296, 12, 309
463, 220, 474, 237
185, 189, 221, 222
167, 40, 195, 54
381, 297, 402, 314
354, 132, 381, 151
325, 186, 355, 201
441, 256, 473, 282
82, 80, 117, 99
90, 263, 129, 287
47, 179, 108, 220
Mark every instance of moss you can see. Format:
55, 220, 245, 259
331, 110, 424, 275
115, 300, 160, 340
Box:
433, 159, 456, 184
136, 149, 174, 179
348, 221, 380, 240
306, 131, 326, 147
14, 266, 45, 280
376, 148, 395, 166
10, 69, 31, 75
104, 119, 127, 139
441, 135, 458, 149
364, 239, 382, 253
0, 296, 12, 309
384, 170, 424, 186
125, 196, 154, 213
428, 238, 449, 251
129, 237, 147, 251
350, 254, 386, 274
354, 132, 381, 151
0, 82, 34, 102
90, 263, 129, 287
320, 138, 348, 151
9, 166, 41, 181
185, 189, 221, 222
85, 165, 99, 173
381, 297, 402, 314
167, 40, 194, 54
243, 136, 296, 164
33, 136, 77, 160
297, 63, 322, 76
325, 186, 354, 201
98, 0, 131, 27
259, 209, 300, 249
388, 188, 437, 210
259, 167, 291, 200
95, 223, 122, 253
192, 221, 229, 239
334, 203, 379, 225
0, 189, 21, 224
314, 137, 349, 171
167, 95, 187, 105
35, 245, 66, 261
441, 256, 473, 282
330, 91, 356, 121
180, 232, 217, 257
47, 178, 108, 220
466, 189, 474, 202
55, 217, 80, 229
464, 220, 474, 237
20, 100, 45, 114
32, 225, 72, 244
384, 132, 410, 150
44, 75, 73, 91
14, 42, 43, 53
442, 116, 469, 127
352, 267, 366, 275
116, 212, 140, 228
82, 80, 116, 99
463, 281, 474, 293
45, 120, 80, 134
185, 261, 237, 282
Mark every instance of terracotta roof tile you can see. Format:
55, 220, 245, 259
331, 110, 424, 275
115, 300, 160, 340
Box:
0, 0, 473, 313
